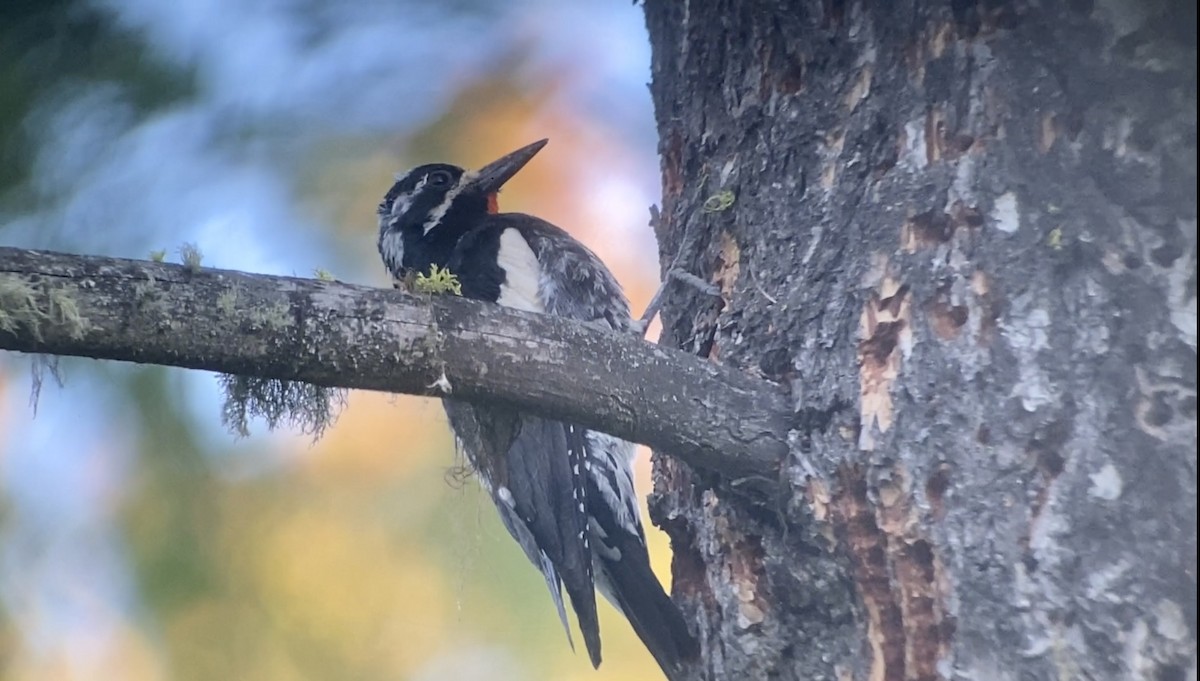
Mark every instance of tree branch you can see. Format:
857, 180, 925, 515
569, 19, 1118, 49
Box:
0, 247, 791, 479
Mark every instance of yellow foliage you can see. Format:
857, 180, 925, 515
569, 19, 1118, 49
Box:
302, 392, 451, 483
254, 510, 450, 674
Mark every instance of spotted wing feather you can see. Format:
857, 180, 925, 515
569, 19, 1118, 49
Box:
445, 212, 695, 677
442, 400, 602, 667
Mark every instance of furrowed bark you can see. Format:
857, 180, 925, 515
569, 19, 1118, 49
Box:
643, 0, 1196, 679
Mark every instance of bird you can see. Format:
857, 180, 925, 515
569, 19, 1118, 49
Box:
376, 139, 698, 680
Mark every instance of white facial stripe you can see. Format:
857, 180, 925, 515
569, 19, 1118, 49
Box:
495, 228, 544, 312
387, 197, 411, 228
385, 175, 427, 228
423, 170, 477, 235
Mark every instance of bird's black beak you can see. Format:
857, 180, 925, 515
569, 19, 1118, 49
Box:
470, 139, 548, 193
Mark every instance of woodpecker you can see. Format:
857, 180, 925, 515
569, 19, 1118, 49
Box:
377, 140, 698, 679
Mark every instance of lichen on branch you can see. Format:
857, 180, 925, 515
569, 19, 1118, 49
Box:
218, 374, 347, 439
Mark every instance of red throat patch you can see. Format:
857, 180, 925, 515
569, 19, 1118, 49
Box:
486, 193, 499, 214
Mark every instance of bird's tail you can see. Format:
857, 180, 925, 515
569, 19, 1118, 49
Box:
597, 542, 699, 681
563, 579, 603, 668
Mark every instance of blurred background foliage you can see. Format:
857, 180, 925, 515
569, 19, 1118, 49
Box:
0, 1, 669, 679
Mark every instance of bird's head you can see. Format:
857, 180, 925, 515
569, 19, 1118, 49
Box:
377, 139, 548, 279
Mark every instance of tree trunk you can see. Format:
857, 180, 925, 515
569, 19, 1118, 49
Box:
642, 1, 1196, 679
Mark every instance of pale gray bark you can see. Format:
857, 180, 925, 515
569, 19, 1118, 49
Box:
0, 246, 790, 479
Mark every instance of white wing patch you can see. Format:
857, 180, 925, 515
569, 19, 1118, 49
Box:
496, 228, 545, 312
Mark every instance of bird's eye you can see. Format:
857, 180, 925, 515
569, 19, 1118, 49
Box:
427, 170, 453, 187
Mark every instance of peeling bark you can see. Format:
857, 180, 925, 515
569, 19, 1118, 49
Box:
643, 0, 1196, 679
